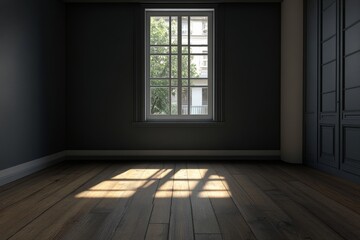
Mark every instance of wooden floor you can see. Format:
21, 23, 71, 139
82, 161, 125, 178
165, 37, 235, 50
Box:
0, 161, 360, 240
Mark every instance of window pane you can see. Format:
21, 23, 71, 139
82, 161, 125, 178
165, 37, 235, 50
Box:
150, 46, 169, 54
171, 17, 178, 45
182, 55, 188, 78
150, 16, 170, 45
171, 46, 178, 53
171, 87, 178, 115
190, 46, 208, 54
150, 55, 169, 78
190, 16, 208, 45
182, 46, 189, 53
150, 79, 169, 86
181, 87, 189, 115
151, 87, 170, 115
190, 55, 208, 78
171, 79, 178, 86
190, 87, 208, 115
171, 55, 178, 78
182, 16, 188, 45
190, 79, 208, 86
182, 79, 188, 86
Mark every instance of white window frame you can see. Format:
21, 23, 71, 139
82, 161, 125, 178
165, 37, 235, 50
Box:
145, 9, 214, 121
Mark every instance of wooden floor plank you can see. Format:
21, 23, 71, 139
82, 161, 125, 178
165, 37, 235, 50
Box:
0, 163, 67, 192
150, 163, 175, 224
187, 163, 221, 234
256, 164, 360, 240
146, 224, 169, 240
291, 180, 360, 237
49, 163, 138, 240
230, 164, 345, 240
0, 163, 71, 210
91, 164, 152, 240
195, 234, 222, 240
302, 166, 360, 191
1, 163, 108, 240
233, 173, 318, 239
110, 163, 163, 240
277, 164, 360, 214
17, 163, 148, 240
214, 164, 288, 240
1, 162, 359, 240
8, 163, 116, 240
264, 189, 344, 240
169, 163, 194, 240
198, 163, 256, 240
230, 163, 274, 189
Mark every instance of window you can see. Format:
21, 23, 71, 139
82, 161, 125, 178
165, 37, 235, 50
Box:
145, 9, 214, 121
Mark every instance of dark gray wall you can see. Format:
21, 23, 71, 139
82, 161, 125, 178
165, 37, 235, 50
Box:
0, 0, 66, 170
66, 3, 280, 150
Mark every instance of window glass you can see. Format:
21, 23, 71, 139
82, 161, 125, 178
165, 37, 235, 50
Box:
146, 10, 213, 120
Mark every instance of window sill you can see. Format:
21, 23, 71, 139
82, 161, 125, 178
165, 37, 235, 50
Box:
132, 121, 225, 128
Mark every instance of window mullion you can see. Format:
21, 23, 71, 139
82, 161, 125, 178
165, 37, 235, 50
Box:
178, 15, 182, 116
169, 16, 172, 115
188, 16, 190, 115
146, 14, 150, 119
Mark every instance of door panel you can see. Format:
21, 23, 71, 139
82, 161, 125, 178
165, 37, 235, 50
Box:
341, 0, 360, 177
305, 0, 319, 166
319, 0, 339, 169
319, 125, 337, 167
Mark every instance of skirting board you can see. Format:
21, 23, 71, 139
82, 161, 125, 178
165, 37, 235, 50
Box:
0, 151, 67, 187
65, 150, 281, 160
0, 149, 280, 186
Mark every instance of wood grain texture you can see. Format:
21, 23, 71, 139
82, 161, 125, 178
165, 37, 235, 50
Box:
0, 164, 70, 210
146, 224, 168, 240
278, 164, 360, 214
168, 163, 194, 240
255, 164, 360, 240
0, 161, 359, 240
150, 163, 175, 224
195, 234, 222, 240
213, 164, 287, 240
1, 164, 108, 240
187, 163, 220, 234
111, 163, 162, 240
198, 163, 256, 240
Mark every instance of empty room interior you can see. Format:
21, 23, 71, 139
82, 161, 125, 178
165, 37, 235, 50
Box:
1, 0, 360, 239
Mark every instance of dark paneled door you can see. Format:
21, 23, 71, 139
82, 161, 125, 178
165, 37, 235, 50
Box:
318, 0, 339, 168
340, 0, 360, 175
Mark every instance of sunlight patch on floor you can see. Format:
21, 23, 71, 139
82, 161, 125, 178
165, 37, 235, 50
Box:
75, 190, 137, 198
75, 168, 231, 199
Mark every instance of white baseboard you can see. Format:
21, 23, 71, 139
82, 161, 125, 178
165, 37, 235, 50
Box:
65, 149, 281, 159
0, 151, 67, 187
0, 149, 280, 186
